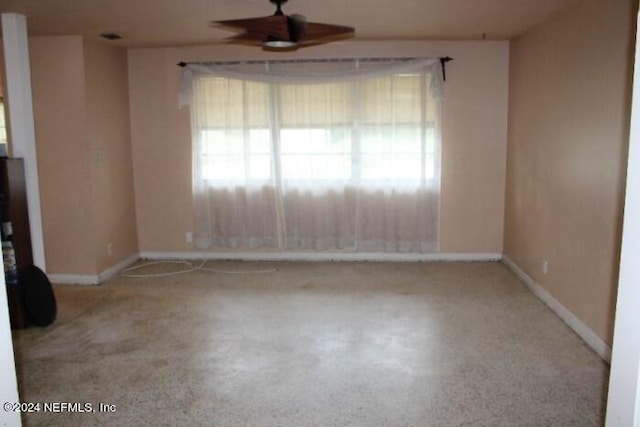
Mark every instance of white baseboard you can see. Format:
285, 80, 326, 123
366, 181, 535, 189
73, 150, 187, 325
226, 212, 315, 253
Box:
139, 251, 503, 263
47, 273, 100, 286
48, 253, 139, 286
47, 252, 501, 284
502, 255, 612, 362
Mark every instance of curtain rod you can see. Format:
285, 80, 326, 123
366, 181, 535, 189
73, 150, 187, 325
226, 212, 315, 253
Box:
177, 56, 454, 80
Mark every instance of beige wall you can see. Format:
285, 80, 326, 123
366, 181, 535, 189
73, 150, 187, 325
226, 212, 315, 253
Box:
439, 44, 509, 252
84, 39, 138, 272
29, 36, 138, 276
504, 0, 637, 344
128, 41, 509, 254
30, 36, 95, 275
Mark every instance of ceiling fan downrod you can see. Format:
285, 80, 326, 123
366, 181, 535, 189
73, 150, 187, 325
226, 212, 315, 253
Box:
270, 0, 288, 16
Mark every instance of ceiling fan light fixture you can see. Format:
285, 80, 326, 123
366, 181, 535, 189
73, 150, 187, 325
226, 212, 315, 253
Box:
262, 40, 297, 49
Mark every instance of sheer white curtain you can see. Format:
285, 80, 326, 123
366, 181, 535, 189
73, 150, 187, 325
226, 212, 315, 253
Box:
180, 58, 442, 253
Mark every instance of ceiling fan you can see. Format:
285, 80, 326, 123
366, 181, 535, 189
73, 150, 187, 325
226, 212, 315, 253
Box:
213, 0, 355, 50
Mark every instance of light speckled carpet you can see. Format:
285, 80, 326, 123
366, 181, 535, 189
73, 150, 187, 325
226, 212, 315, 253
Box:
12, 261, 608, 426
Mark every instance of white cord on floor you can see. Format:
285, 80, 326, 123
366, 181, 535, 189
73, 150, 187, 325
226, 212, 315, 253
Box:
119, 259, 277, 278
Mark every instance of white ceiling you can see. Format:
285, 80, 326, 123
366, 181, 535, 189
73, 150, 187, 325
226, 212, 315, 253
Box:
0, 0, 579, 48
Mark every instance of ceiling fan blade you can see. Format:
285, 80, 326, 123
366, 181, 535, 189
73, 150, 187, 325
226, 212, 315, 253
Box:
213, 15, 290, 41
225, 32, 264, 45
212, 17, 269, 29
302, 22, 354, 40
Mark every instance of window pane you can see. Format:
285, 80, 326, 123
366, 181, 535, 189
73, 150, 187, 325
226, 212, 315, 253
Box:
360, 126, 422, 154
202, 130, 242, 155
203, 156, 244, 180
282, 154, 351, 181
361, 155, 422, 180
358, 125, 436, 181
359, 74, 423, 124
280, 128, 350, 154
249, 155, 272, 180
424, 154, 435, 180
281, 128, 351, 180
279, 83, 351, 126
201, 128, 273, 182
195, 78, 269, 127
249, 129, 271, 153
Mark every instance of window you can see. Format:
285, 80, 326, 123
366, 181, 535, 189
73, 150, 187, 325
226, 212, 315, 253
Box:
194, 72, 438, 189
183, 59, 442, 252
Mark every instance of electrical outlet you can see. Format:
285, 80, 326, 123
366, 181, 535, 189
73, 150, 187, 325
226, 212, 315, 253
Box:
107, 243, 113, 256
542, 260, 548, 275
185, 232, 193, 243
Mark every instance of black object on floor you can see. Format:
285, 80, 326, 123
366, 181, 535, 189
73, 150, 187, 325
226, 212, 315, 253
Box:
20, 265, 57, 326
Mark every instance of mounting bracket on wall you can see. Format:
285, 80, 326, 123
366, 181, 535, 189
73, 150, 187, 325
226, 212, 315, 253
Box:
440, 56, 453, 81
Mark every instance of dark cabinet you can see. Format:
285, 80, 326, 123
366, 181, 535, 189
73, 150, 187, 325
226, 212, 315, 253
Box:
1, 158, 33, 329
